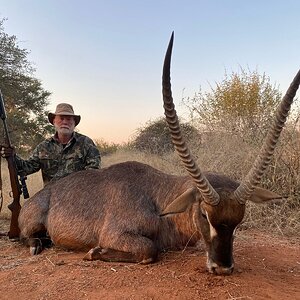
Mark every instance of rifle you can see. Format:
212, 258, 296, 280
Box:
0, 89, 29, 239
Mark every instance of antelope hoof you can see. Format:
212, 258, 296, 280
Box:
139, 257, 155, 264
83, 246, 105, 261
30, 245, 43, 255
28, 238, 43, 255
9, 237, 20, 242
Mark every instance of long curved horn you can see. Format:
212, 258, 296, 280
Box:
234, 69, 300, 204
162, 32, 220, 206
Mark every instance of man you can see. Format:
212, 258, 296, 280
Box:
2, 103, 101, 185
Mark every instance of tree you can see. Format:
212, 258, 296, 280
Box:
131, 117, 201, 155
183, 68, 282, 139
0, 19, 53, 155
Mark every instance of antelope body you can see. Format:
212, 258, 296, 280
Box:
19, 161, 243, 274
18, 33, 300, 275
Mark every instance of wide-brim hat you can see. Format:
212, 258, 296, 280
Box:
48, 103, 81, 126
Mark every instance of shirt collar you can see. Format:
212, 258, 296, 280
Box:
52, 132, 77, 144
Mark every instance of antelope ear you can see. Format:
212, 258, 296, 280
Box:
160, 187, 199, 217
249, 187, 283, 203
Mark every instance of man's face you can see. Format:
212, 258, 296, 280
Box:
53, 115, 76, 136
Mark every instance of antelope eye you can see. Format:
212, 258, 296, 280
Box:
200, 207, 208, 220
201, 212, 207, 219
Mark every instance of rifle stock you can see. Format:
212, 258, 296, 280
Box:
0, 89, 24, 239
6, 155, 22, 238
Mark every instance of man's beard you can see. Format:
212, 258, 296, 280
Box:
57, 127, 73, 135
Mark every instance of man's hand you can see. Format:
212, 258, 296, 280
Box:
0, 146, 15, 158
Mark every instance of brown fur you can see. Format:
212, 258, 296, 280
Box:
19, 161, 246, 273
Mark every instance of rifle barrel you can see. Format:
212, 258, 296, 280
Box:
0, 89, 7, 120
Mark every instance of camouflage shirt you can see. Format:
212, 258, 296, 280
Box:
15, 132, 101, 185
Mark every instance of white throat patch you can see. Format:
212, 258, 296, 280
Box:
206, 212, 218, 239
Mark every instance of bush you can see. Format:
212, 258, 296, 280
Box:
95, 139, 120, 157
131, 117, 201, 155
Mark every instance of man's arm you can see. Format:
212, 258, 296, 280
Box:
14, 147, 42, 176
84, 139, 101, 169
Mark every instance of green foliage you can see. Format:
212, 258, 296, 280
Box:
183, 68, 282, 139
95, 138, 120, 156
0, 19, 53, 154
131, 117, 201, 155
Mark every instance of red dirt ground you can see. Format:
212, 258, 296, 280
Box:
0, 219, 299, 300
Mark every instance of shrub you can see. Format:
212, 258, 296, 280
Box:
95, 139, 120, 157
131, 117, 201, 155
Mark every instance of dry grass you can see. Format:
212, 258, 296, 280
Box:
1, 135, 299, 238
0, 162, 43, 219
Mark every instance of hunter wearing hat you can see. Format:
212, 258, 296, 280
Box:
2, 103, 101, 185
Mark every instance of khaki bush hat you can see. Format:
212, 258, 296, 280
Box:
48, 103, 81, 126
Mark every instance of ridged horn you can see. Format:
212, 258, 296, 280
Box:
162, 32, 220, 206
234, 69, 300, 204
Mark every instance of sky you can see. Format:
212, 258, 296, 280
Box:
0, 1, 299, 143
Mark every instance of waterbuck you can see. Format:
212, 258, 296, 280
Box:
18, 33, 300, 275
